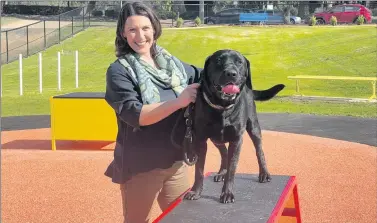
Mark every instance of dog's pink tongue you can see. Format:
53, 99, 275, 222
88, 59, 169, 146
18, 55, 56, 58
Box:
222, 84, 240, 94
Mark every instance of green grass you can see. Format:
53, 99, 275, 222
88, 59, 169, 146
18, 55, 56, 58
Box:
1, 25, 376, 118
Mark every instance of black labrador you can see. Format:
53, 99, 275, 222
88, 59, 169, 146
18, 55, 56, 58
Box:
182, 49, 285, 204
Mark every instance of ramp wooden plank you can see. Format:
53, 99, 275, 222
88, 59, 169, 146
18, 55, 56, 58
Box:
154, 173, 296, 223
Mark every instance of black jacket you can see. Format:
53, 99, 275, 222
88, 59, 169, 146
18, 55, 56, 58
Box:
104, 58, 202, 184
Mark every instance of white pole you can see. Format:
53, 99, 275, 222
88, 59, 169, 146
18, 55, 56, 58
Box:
1, 67, 2, 97
58, 51, 61, 91
19, 54, 23, 95
39, 53, 42, 93
75, 50, 78, 88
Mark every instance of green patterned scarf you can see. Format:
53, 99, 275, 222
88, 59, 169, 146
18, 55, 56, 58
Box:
118, 45, 188, 104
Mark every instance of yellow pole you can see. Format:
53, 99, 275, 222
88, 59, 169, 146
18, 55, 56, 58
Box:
50, 96, 56, 151
369, 81, 376, 100
296, 79, 300, 94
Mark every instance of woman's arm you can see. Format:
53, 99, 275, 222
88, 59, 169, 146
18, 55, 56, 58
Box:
105, 61, 200, 128
139, 60, 202, 126
139, 83, 199, 126
105, 62, 143, 129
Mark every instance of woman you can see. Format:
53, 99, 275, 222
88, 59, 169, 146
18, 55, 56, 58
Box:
104, 2, 202, 223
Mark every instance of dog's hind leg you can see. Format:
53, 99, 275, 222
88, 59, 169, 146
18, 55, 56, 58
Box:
212, 142, 228, 182
246, 118, 271, 183
220, 137, 242, 203
184, 142, 208, 200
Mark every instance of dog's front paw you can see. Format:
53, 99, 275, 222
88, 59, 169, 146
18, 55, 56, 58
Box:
220, 190, 235, 203
214, 174, 225, 182
259, 171, 271, 183
184, 191, 201, 200
214, 169, 227, 182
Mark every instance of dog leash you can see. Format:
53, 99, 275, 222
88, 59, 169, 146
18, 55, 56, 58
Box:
182, 103, 198, 166
170, 78, 203, 166
169, 102, 198, 166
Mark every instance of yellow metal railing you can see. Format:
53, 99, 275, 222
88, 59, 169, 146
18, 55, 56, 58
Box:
287, 75, 377, 100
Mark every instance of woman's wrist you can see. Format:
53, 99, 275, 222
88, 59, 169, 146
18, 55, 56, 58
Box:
139, 98, 183, 126
172, 98, 184, 109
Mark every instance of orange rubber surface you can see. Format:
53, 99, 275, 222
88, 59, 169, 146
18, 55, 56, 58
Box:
1, 128, 376, 223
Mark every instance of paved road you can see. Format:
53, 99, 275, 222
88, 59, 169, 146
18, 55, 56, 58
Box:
2, 113, 376, 147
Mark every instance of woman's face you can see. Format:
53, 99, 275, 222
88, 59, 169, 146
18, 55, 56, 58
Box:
123, 15, 155, 58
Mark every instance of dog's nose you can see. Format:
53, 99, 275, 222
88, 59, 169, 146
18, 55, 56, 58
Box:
225, 70, 237, 78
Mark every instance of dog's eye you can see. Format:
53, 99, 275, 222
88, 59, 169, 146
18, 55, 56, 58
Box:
236, 60, 242, 65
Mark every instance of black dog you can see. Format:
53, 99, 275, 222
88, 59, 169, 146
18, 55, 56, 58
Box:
182, 49, 285, 204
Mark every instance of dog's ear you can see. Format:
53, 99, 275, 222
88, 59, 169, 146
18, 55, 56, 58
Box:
244, 56, 252, 90
200, 55, 211, 84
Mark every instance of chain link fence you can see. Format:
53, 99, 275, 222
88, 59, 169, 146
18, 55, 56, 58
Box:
1, 1, 375, 65
1, 6, 90, 64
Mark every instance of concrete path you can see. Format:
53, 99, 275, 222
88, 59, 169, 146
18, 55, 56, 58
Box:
2, 113, 376, 146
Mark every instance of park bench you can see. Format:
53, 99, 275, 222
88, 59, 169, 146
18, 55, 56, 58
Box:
239, 12, 268, 24
287, 75, 377, 100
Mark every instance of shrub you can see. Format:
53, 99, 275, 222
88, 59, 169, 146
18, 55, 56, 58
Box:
283, 16, 290, 24
194, 16, 201, 26
92, 10, 103, 17
290, 7, 298, 16
309, 16, 317, 26
356, 15, 365, 25
176, 17, 184, 28
330, 16, 337, 26
105, 10, 116, 18
157, 10, 176, 20
283, 6, 292, 24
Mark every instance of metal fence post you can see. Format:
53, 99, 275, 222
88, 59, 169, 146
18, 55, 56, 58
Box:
72, 16, 74, 36
26, 26, 29, 57
59, 16, 61, 43
44, 20, 46, 49
6, 31, 9, 64
82, 7, 85, 29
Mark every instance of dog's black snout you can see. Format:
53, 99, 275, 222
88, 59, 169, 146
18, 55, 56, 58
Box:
225, 70, 237, 78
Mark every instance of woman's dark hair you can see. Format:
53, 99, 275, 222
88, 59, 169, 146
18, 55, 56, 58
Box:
115, 2, 162, 58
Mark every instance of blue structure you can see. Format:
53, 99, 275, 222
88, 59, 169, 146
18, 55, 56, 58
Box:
239, 12, 268, 23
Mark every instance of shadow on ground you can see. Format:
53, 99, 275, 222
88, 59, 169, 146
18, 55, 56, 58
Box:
2, 139, 114, 151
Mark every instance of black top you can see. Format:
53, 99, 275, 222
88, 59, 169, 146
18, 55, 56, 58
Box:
158, 173, 292, 222
104, 58, 202, 184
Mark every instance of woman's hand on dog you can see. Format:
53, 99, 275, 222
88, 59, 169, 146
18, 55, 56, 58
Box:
177, 83, 200, 108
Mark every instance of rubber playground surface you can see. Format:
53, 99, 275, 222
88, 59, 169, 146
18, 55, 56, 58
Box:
1, 114, 376, 223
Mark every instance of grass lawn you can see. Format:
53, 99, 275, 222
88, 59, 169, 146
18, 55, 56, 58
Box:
1, 25, 376, 118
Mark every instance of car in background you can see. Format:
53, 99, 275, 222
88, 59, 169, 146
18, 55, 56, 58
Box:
255, 10, 302, 24
204, 8, 253, 24
204, 8, 302, 25
314, 4, 372, 24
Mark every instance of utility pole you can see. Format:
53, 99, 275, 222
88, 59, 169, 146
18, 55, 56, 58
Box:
199, 1, 204, 22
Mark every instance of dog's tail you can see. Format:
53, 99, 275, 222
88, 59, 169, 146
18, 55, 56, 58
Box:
253, 84, 285, 101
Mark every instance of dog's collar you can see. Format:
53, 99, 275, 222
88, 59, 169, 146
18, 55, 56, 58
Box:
203, 92, 235, 110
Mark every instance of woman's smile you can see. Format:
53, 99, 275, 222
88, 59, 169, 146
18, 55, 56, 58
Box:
123, 15, 155, 58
